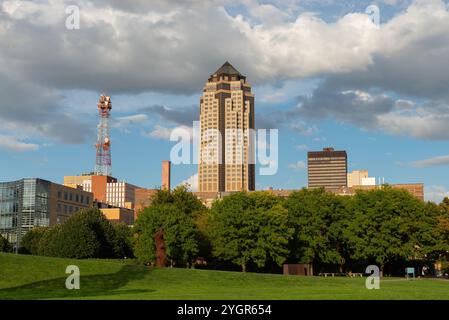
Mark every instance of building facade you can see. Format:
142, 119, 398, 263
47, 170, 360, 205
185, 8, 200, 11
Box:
198, 61, 255, 192
335, 183, 424, 201
64, 174, 138, 209
308, 147, 348, 190
64, 174, 160, 222
0, 178, 93, 250
134, 188, 158, 219
347, 170, 376, 187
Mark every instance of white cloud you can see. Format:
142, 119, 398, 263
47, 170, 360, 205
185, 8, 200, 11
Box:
0, 135, 39, 152
143, 124, 193, 141
113, 114, 149, 132
411, 155, 449, 168
288, 161, 306, 171
2, 0, 449, 93
377, 111, 449, 140
291, 121, 318, 136
115, 114, 148, 126
1, 0, 449, 146
425, 185, 449, 203
178, 173, 198, 192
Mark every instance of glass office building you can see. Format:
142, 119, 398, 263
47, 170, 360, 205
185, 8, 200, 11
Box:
0, 179, 50, 251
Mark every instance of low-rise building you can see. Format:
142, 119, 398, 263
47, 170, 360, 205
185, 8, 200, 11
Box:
99, 207, 134, 225
134, 188, 158, 218
193, 183, 425, 206
64, 174, 157, 220
347, 170, 376, 187
335, 183, 424, 201
0, 178, 93, 250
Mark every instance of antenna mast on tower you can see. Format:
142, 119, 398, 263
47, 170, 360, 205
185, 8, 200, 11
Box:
95, 94, 112, 176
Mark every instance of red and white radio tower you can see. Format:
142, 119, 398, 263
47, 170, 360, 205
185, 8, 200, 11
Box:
95, 94, 112, 176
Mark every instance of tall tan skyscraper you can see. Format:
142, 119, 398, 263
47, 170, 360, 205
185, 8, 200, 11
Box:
198, 62, 255, 192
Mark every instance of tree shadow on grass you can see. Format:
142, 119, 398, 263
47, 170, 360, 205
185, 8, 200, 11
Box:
0, 265, 155, 300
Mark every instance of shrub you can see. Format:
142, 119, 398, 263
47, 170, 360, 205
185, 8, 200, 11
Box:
19, 227, 49, 255
0, 234, 12, 253
38, 209, 119, 259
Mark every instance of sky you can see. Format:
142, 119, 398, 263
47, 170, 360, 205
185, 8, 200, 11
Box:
1, 0, 449, 202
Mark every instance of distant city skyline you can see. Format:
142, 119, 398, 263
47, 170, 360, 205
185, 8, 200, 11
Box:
1, 0, 449, 202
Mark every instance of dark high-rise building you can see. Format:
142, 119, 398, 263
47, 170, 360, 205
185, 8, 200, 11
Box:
307, 147, 347, 190
198, 61, 255, 192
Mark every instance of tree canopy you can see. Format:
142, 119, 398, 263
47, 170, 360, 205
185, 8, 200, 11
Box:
284, 188, 349, 271
37, 209, 121, 259
209, 192, 293, 272
134, 203, 199, 265
134, 186, 202, 266
345, 187, 429, 272
0, 234, 12, 253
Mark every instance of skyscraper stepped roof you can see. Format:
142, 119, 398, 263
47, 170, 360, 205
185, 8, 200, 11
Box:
213, 61, 242, 76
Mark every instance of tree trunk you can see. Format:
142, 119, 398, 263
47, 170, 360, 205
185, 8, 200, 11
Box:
380, 264, 384, 278
242, 264, 247, 272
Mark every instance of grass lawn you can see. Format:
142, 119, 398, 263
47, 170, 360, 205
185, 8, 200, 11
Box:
0, 253, 448, 300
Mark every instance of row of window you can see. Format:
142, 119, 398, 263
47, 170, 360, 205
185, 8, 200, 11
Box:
57, 190, 90, 204
57, 203, 84, 215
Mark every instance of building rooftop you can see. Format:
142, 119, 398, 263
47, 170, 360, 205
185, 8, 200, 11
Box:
213, 61, 242, 77
308, 148, 347, 158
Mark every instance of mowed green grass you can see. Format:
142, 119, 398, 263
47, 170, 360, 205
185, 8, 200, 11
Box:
0, 253, 448, 300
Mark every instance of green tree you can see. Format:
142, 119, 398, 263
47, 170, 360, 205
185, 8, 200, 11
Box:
209, 192, 292, 272
439, 197, 449, 213
420, 202, 449, 258
114, 223, 134, 259
19, 227, 48, 255
134, 203, 199, 266
150, 185, 205, 216
0, 234, 12, 253
37, 224, 63, 257
345, 187, 430, 275
194, 210, 213, 264
433, 199, 449, 259
284, 188, 349, 272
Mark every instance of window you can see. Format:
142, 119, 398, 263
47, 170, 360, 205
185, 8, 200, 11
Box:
57, 191, 62, 199
64, 192, 68, 200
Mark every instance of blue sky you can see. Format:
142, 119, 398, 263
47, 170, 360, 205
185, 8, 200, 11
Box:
1, 0, 449, 202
